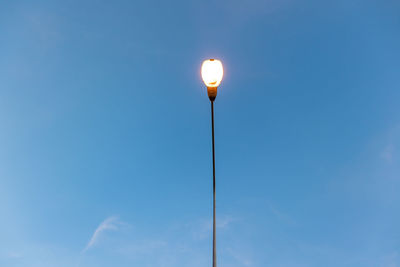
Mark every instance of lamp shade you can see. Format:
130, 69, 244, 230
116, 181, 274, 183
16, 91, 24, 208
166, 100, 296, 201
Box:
201, 59, 223, 88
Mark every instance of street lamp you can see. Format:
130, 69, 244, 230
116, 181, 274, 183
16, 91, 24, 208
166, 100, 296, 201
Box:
201, 59, 223, 267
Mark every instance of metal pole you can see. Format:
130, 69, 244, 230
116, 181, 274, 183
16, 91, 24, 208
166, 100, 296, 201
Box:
211, 100, 217, 267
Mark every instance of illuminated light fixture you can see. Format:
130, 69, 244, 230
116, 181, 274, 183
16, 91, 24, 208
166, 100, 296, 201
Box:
201, 59, 224, 101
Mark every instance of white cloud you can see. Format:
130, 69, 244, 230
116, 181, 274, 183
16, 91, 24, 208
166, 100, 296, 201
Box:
82, 216, 121, 253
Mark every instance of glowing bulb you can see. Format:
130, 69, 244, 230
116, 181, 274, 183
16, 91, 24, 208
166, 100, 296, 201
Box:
201, 59, 223, 88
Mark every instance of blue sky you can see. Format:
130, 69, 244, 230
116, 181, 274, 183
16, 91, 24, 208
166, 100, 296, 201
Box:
1, 0, 400, 266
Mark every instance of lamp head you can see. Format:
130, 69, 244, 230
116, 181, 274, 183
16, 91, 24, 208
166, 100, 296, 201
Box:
201, 59, 223, 101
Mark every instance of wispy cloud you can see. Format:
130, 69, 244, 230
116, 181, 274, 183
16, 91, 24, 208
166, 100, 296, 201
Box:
380, 124, 400, 164
227, 247, 253, 267
191, 214, 236, 240
7, 251, 23, 259
82, 216, 121, 253
267, 201, 297, 226
381, 143, 395, 163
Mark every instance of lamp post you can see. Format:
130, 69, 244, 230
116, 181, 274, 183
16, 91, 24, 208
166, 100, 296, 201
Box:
201, 59, 224, 267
